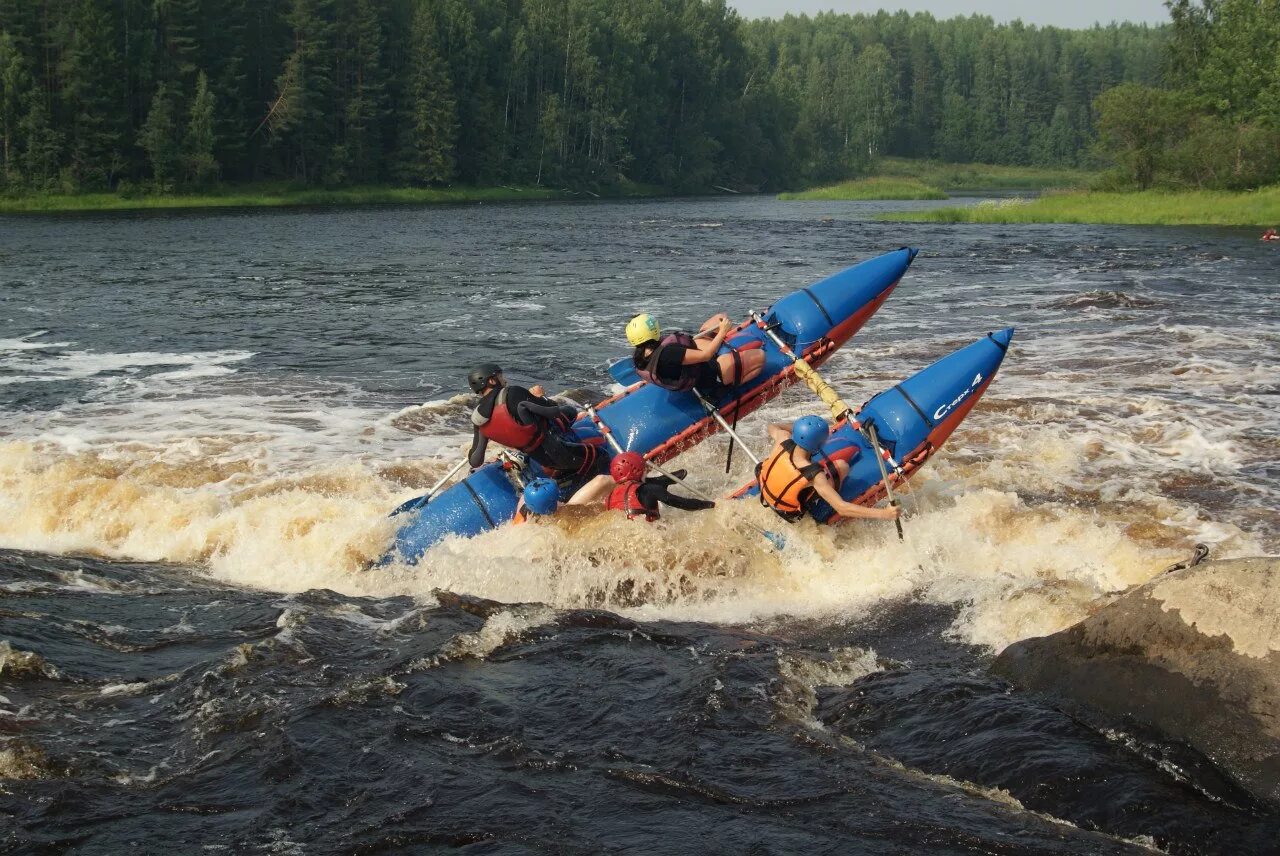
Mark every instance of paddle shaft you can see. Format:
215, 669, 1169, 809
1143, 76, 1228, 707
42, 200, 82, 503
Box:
866, 421, 905, 541
587, 406, 716, 503
693, 389, 762, 467
426, 458, 469, 498
750, 311, 855, 424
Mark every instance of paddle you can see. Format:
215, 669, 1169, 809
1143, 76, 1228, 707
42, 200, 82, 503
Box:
586, 405, 786, 551
749, 310, 904, 535
391, 457, 469, 517
865, 421, 905, 542
692, 388, 762, 467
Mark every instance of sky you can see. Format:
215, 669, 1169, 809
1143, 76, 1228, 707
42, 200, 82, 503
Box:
730, 0, 1170, 29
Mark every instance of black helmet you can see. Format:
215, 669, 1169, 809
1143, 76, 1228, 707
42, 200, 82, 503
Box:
467, 363, 502, 393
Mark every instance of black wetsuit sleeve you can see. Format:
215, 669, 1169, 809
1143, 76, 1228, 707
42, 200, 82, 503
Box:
517, 399, 569, 422
468, 428, 488, 469
639, 481, 714, 512
647, 469, 687, 486
505, 386, 565, 425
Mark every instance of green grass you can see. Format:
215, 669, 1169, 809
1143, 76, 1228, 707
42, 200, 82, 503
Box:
0, 183, 585, 214
778, 176, 949, 201
879, 186, 1280, 227
873, 156, 1097, 191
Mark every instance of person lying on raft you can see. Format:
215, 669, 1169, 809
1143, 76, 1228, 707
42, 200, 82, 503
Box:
625, 312, 765, 392
757, 417, 900, 524
604, 452, 715, 522
468, 363, 613, 503
513, 478, 561, 525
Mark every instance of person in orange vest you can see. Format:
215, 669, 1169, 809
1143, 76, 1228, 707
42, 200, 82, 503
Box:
467, 363, 611, 502
604, 452, 716, 522
756, 417, 900, 524
625, 313, 765, 392
512, 477, 561, 525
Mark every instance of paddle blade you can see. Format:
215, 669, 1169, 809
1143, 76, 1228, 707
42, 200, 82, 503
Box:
608, 357, 641, 386
390, 493, 431, 517
764, 530, 787, 550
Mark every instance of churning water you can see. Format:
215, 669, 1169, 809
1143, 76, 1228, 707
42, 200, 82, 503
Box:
1, 198, 1277, 853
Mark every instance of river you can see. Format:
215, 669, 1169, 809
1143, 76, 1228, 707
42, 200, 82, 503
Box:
1, 197, 1277, 853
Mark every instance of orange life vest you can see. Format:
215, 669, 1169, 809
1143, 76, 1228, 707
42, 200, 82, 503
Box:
606, 482, 659, 522
757, 440, 835, 520
512, 503, 533, 525
474, 387, 544, 452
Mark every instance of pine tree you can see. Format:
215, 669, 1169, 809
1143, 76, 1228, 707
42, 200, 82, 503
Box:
60, 0, 129, 189
394, 1, 456, 185
138, 83, 181, 188
0, 30, 30, 186
184, 70, 218, 185
267, 0, 337, 181
20, 93, 62, 191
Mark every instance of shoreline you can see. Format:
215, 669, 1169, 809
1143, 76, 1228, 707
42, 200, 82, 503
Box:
0, 182, 670, 215
879, 187, 1280, 227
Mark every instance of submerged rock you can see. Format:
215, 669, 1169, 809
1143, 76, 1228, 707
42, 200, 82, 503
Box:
993, 556, 1280, 807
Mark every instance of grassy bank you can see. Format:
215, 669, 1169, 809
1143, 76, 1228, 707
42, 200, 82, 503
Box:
874, 157, 1096, 191
778, 176, 948, 201
880, 186, 1280, 227
0, 181, 670, 214
779, 157, 1097, 202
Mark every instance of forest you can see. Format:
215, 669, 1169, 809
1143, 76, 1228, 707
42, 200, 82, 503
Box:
0, 0, 1171, 195
1092, 0, 1280, 190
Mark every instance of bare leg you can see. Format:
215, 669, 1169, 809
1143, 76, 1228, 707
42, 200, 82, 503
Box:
715, 348, 765, 385
566, 474, 614, 505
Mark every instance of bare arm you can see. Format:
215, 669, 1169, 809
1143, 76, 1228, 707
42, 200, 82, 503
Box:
810, 472, 900, 520
681, 317, 731, 365
766, 423, 793, 444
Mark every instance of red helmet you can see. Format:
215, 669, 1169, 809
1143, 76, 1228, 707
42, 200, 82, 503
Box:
609, 451, 646, 484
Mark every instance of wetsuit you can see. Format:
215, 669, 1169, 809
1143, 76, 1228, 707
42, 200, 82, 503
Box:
469, 386, 604, 480
606, 470, 715, 521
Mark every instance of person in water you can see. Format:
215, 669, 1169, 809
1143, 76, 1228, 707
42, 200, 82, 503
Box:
756, 417, 900, 524
467, 364, 612, 502
604, 451, 716, 522
625, 312, 765, 392
1263, 228, 1279, 242
513, 477, 561, 525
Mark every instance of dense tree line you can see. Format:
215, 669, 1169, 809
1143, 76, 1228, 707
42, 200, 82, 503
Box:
1094, 0, 1280, 190
0, 0, 1166, 195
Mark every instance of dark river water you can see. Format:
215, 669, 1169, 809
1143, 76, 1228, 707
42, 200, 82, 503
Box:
1, 197, 1278, 853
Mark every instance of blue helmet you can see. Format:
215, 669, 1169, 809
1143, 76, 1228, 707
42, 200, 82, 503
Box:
791, 416, 830, 452
522, 478, 560, 516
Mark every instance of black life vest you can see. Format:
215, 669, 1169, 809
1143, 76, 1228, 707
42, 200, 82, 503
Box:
634, 332, 699, 391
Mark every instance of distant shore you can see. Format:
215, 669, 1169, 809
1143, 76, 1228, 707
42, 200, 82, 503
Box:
0, 182, 668, 214
779, 158, 1097, 202
880, 187, 1280, 227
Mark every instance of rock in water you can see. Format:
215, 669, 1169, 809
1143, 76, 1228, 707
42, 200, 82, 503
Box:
993, 556, 1280, 807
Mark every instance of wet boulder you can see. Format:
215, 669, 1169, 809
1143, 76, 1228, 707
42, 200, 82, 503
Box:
993, 556, 1280, 807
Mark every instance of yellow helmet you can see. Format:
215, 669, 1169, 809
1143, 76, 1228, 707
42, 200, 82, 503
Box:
626, 313, 661, 346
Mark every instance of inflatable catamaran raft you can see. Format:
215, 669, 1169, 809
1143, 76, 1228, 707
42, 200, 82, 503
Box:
386, 247, 919, 564
731, 328, 1014, 521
